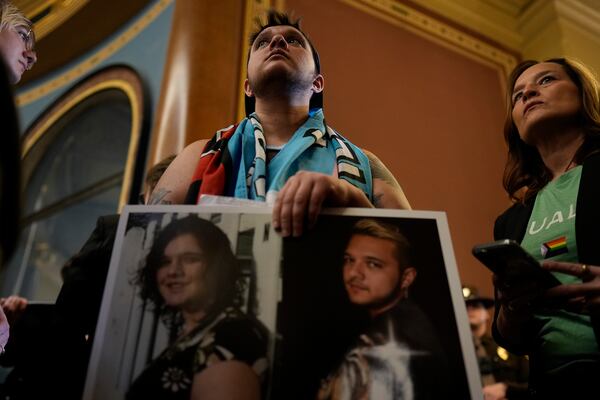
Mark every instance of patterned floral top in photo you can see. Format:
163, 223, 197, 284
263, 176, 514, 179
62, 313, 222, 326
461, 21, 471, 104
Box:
126, 307, 270, 400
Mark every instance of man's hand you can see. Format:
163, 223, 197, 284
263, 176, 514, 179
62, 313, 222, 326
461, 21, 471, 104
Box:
0, 295, 28, 325
272, 171, 372, 237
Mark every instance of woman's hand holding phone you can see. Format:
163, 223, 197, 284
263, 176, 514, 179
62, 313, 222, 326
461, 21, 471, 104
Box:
473, 240, 559, 315
473, 240, 556, 343
474, 240, 600, 320
543, 261, 600, 316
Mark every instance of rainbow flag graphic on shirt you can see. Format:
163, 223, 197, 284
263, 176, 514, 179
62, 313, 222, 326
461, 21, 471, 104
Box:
540, 236, 568, 259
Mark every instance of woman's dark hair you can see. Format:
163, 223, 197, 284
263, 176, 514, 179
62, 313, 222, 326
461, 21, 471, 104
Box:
503, 58, 600, 202
135, 215, 242, 322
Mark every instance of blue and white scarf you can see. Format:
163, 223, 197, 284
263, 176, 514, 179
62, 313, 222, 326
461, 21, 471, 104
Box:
186, 109, 373, 204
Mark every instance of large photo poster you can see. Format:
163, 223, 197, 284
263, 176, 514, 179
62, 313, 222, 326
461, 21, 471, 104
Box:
83, 205, 480, 399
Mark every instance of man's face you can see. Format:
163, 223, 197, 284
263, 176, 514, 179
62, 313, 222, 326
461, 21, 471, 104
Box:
245, 25, 321, 100
0, 25, 36, 84
343, 235, 414, 315
466, 302, 489, 338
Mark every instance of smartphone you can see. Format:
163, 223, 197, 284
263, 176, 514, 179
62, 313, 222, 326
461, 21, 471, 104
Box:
472, 239, 561, 288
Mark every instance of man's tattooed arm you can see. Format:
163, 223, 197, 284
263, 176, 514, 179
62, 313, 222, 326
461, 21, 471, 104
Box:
364, 150, 411, 209
144, 139, 209, 205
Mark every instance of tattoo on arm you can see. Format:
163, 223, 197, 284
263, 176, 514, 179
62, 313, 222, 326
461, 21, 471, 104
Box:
373, 193, 384, 207
148, 188, 172, 205
365, 151, 402, 189
364, 150, 411, 209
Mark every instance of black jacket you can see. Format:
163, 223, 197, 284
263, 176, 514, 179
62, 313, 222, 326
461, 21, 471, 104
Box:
0, 214, 119, 400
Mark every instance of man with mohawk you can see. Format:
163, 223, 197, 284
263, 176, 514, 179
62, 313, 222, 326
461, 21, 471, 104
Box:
152, 11, 411, 235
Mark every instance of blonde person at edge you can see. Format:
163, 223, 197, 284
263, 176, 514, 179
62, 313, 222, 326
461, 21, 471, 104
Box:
0, 1, 36, 273
0, 0, 35, 355
150, 11, 410, 237
493, 58, 600, 399
0, 0, 36, 84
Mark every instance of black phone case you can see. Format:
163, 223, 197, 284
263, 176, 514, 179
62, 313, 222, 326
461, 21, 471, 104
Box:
472, 239, 561, 288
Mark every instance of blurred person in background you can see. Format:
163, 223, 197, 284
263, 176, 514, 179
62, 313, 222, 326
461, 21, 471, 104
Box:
0, 0, 35, 363
0, 156, 175, 399
0, 0, 36, 84
463, 286, 528, 400
0, 56, 17, 357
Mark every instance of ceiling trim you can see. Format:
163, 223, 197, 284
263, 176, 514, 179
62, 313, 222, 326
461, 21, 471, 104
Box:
518, 0, 555, 37
481, 0, 534, 17
338, 0, 518, 75
556, 0, 600, 38
30, 0, 90, 41
409, 0, 523, 50
16, 0, 173, 107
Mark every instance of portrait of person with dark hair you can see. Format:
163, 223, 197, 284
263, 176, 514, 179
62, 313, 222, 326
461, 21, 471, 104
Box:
127, 215, 270, 400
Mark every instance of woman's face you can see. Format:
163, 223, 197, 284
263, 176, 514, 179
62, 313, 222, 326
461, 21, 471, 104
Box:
156, 233, 212, 313
511, 62, 582, 145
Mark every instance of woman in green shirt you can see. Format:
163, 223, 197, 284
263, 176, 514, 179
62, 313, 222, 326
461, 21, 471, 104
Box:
493, 58, 600, 399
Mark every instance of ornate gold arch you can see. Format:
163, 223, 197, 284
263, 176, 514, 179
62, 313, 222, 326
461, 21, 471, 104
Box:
21, 66, 146, 211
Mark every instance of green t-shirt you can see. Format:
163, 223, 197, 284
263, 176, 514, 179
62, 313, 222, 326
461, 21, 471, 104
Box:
521, 166, 598, 373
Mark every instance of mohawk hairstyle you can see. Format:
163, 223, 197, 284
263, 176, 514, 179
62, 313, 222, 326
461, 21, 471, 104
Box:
249, 11, 300, 45
248, 9, 320, 73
